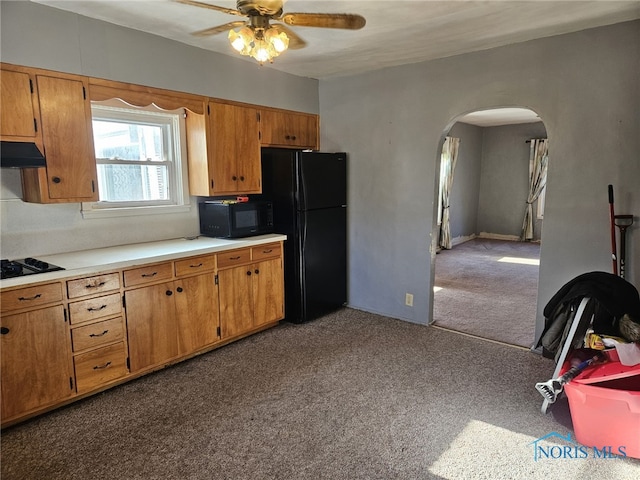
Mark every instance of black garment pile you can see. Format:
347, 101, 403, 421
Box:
536, 271, 640, 362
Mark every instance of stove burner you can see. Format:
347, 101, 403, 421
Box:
1, 258, 64, 279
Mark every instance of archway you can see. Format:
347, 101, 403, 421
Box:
430, 107, 548, 348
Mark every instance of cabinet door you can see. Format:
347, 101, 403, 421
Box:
0, 68, 41, 143
209, 102, 238, 194
218, 266, 253, 339
234, 105, 262, 194
260, 109, 319, 150
209, 102, 261, 195
36, 74, 98, 200
174, 273, 220, 355
252, 258, 285, 327
294, 114, 319, 150
1, 306, 73, 421
125, 282, 179, 372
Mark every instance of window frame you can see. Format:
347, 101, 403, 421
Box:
82, 100, 190, 219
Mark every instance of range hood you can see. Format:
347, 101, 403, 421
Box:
1, 141, 46, 168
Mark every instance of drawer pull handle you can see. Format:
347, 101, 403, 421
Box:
93, 361, 112, 370
87, 305, 107, 312
141, 272, 158, 278
229, 256, 241, 260
18, 294, 41, 301
89, 330, 109, 338
190, 263, 203, 268
86, 281, 106, 289
262, 249, 273, 254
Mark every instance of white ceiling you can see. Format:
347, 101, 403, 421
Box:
32, 0, 640, 80
457, 108, 541, 127
29, 1, 640, 125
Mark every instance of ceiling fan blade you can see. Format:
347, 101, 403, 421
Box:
281, 13, 366, 30
271, 23, 307, 50
192, 20, 247, 37
174, 0, 243, 17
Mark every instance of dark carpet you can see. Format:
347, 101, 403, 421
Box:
2, 309, 639, 479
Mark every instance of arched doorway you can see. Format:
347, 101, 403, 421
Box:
431, 107, 548, 348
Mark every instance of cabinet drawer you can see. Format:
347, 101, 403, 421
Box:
0, 282, 62, 313
175, 254, 216, 277
68, 293, 122, 325
217, 248, 251, 268
252, 243, 282, 261
67, 273, 120, 299
123, 262, 173, 287
74, 342, 128, 393
71, 317, 124, 352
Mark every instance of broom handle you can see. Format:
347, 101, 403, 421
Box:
609, 185, 618, 275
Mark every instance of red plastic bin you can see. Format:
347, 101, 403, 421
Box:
563, 359, 640, 459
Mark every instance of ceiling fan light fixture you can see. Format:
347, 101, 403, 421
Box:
180, 0, 366, 67
228, 26, 253, 54
228, 24, 289, 65
265, 27, 288, 53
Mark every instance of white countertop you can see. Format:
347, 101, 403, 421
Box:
0, 234, 287, 289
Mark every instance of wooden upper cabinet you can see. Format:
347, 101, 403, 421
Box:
0, 66, 42, 149
259, 109, 319, 150
186, 101, 261, 196
21, 72, 99, 203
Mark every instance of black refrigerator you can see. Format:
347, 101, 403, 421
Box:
259, 148, 347, 323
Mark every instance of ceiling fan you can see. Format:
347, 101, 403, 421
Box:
175, 0, 366, 64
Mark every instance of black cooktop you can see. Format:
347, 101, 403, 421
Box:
1, 258, 65, 279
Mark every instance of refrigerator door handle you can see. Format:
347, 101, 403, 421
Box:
301, 214, 307, 257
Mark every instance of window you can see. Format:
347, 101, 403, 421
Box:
82, 100, 189, 218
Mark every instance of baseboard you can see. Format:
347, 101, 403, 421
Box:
478, 232, 522, 242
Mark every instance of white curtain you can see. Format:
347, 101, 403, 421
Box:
438, 136, 460, 249
521, 138, 549, 241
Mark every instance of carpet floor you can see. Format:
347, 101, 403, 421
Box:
2, 308, 638, 479
433, 238, 540, 348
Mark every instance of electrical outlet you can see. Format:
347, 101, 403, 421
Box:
405, 293, 414, 307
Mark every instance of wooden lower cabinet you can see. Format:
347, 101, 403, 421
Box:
124, 273, 220, 373
74, 342, 128, 393
218, 256, 284, 339
0, 241, 283, 427
218, 266, 254, 338
175, 273, 220, 355
125, 281, 180, 373
252, 258, 285, 327
1, 305, 74, 421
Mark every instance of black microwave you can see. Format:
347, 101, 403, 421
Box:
199, 200, 274, 238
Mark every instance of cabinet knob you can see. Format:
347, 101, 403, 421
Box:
246, 271, 252, 276
0, 327, 9, 335
166, 290, 173, 296
254, 269, 260, 274
232, 175, 237, 181
240, 176, 245, 182
176, 287, 183, 293
52, 176, 61, 184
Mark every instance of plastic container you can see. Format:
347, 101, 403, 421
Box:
563, 359, 640, 459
